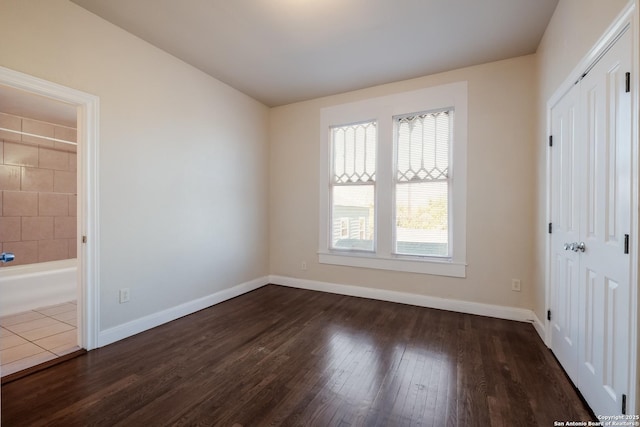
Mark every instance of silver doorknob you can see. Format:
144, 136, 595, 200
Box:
0, 252, 15, 263
563, 242, 586, 252
564, 242, 576, 251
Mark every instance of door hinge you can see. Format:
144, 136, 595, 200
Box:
547, 310, 551, 321
625, 72, 631, 93
622, 393, 627, 414
624, 234, 629, 254
549, 135, 553, 147
548, 223, 553, 234
82, 235, 87, 244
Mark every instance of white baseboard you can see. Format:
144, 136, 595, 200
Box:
97, 275, 546, 348
98, 276, 269, 347
269, 275, 539, 325
531, 312, 547, 344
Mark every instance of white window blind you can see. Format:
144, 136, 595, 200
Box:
395, 110, 451, 257
330, 121, 376, 251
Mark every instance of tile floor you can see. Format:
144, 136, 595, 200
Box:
0, 301, 79, 378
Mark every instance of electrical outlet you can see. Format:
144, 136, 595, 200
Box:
301, 261, 307, 271
119, 288, 130, 303
511, 279, 521, 292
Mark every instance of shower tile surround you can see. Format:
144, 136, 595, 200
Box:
0, 112, 77, 266
0, 301, 78, 378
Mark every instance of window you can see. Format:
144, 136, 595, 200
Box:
395, 110, 450, 257
330, 121, 376, 251
339, 218, 350, 239
358, 217, 367, 240
319, 82, 467, 277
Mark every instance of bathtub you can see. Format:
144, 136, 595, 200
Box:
0, 259, 77, 317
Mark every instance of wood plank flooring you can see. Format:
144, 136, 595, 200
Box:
1, 284, 593, 426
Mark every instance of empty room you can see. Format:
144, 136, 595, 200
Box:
0, 0, 638, 425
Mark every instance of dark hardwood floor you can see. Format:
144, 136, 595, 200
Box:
2, 284, 592, 426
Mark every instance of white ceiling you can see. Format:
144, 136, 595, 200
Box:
1, 2, 559, 124
72, 0, 558, 107
0, 85, 77, 128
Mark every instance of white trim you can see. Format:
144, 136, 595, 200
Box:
630, 2, 639, 415
544, 89, 553, 348
628, 1, 640, 415
531, 312, 545, 343
0, 66, 100, 351
318, 251, 466, 277
319, 82, 468, 278
544, 1, 638, 414
78, 83, 101, 351
270, 275, 537, 325
98, 277, 269, 347
547, 6, 635, 109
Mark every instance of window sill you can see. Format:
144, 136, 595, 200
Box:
318, 251, 466, 278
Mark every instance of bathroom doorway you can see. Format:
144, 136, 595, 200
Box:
0, 84, 80, 378
0, 66, 100, 380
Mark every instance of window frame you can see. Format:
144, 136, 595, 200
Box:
319, 82, 467, 278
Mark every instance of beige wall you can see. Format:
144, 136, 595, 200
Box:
0, 0, 270, 330
533, 0, 630, 321
270, 55, 537, 310
1, 0, 632, 347
0, 112, 77, 266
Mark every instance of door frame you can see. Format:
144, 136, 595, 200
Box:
545, 0, 638, 414
0, 66, 100, 350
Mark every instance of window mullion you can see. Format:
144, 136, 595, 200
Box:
376, 116, 393, 257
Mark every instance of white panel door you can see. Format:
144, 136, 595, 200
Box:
549, 28, 632, 416
549, 82, 581, 384
577, 28, 632, 417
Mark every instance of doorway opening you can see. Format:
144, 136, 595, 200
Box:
0, 66, 100, 380
0, 89, 80, 377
